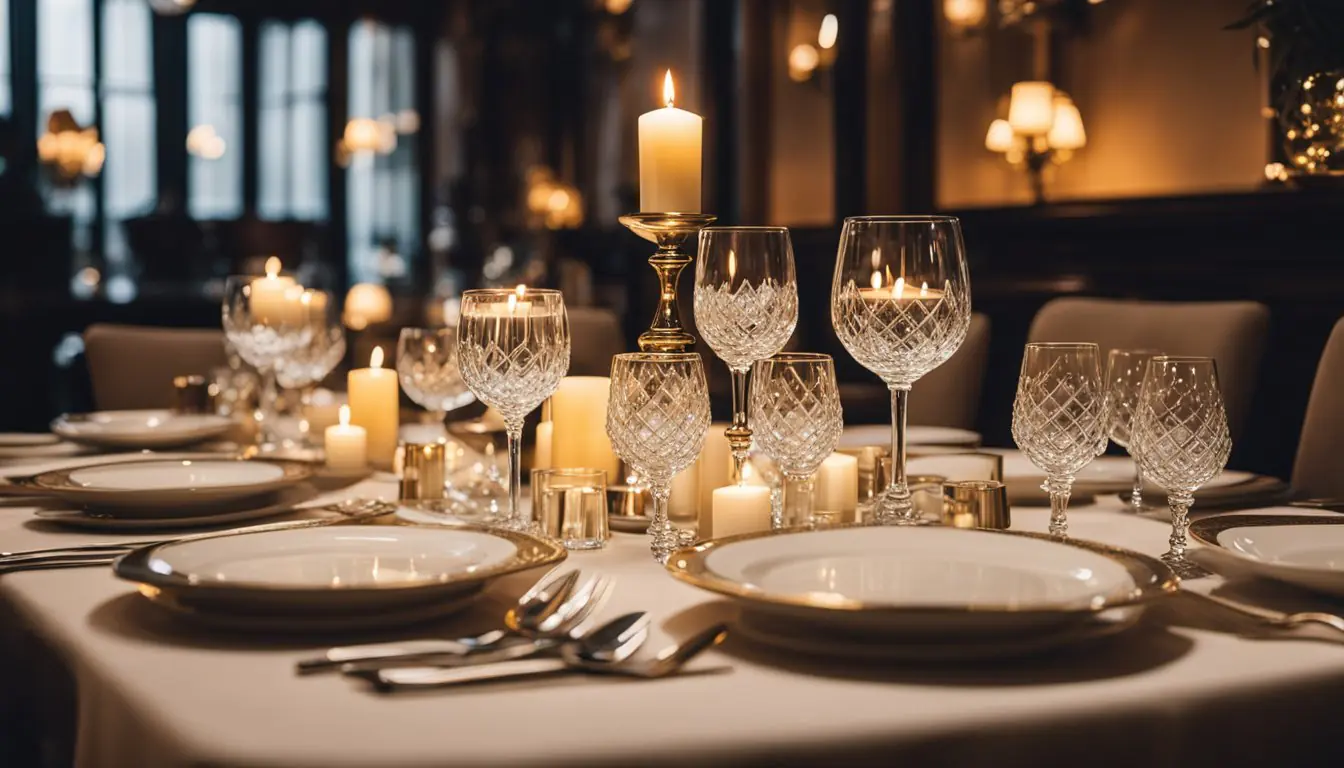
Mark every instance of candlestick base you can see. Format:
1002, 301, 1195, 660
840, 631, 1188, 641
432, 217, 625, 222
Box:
618, 212, 717, 354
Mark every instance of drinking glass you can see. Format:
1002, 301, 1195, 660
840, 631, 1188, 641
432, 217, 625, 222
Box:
1104, 348, 1162, 513
750, 353, 844, 527
606, 353, 711, 562
531, 468, 610, 550
397, 327, 477, 426
1132, 356, 1231, 577
457, 288, 570, 530
831, 216, 971, 524
1011, 342, 1105, 538
221, 270, 312, 450
272, 289, 346, 448
694, 227, 798, 483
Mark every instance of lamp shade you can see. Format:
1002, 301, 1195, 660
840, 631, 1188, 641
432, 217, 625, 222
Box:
1048, 98, 1087, 151
1008, 81, 1056, 135
984, 119, 1015, 152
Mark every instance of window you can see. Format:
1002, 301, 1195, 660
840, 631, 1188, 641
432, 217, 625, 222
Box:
37, 0, 96, 252
187, 14, 243, 219
258, 20, 328, 221
101, 0, 156, 267
1, 0, 11, 116
347, 20, 419, 284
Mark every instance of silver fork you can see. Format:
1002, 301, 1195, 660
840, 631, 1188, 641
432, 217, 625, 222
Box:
1183, 587, 1344, 636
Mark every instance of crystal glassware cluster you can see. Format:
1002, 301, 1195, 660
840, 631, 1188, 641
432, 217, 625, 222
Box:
750, 353, 844, 527
694, 227, 798, 483
1104, 348, 1162, 513
397, 327, 477, 424
606, 352, 711, 562
1011, 342, 1106, 537
456, 288, 570, 531
831, 216, 971, 524
1132, 356, 1231, 577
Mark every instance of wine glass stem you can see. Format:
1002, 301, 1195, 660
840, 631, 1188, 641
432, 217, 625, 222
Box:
648, 481, 675, 563
505, 423, 524, 527
257, 366, 279, 446
880, 383, 915, 524
784, 475, 816, 527
727, 367, 753, 483
1130, 465, 1144, 512
1167, 493, 1194, 560
1045, 475, 1072, 537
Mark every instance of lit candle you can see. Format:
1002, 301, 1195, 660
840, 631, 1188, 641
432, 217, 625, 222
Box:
347, 346, 399, 470
814, 452, 859, 522
638, 70, 703, 212
534, 421, 553, 470
249, 257, 301, 325
860, 269, 947, 304
324, 405, 367, 472
711, 483, 772, 539
550, 376, 622, 480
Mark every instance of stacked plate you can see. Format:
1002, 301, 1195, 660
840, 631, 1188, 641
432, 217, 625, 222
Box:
1191, 511, 1344, 598
114, 524, 567, 631
667, 526, 1176, 660
839, 425, 981, 450
0, 433, 90, 460
52, 409, 235, 450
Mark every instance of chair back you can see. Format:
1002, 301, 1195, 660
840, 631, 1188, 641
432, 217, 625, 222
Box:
84, 324, 227, 410
908, 313, 991, 429
1293, 317, 1344, 498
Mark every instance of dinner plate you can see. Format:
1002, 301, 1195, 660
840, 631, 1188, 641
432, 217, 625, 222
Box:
0, 439, 90, 461
52, 409, 234, 450
29, 458, 311, 513
0, 433, 61, 448
115, 524, 566, 616
997, 450, 1257, 494
667, 525, 1175, 639
839, 425, 980, 449
33, 484, 319, 531
1190, 512, 1344, 598
734, 605, 1145, 662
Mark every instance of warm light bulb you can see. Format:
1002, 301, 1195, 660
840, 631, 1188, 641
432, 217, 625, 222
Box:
265, 256, 282, 278
339, 404, 351, 427
788, 44, 820, 82
985, 118, 1015, 153
818, 14, 838, 49
663, 70, 675, 108
370, 346, 384, 369
1008, 81, 1056, 135
1047, 96, 1086, 151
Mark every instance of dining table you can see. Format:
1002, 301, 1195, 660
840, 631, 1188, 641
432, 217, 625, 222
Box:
3, 454, 1344, 767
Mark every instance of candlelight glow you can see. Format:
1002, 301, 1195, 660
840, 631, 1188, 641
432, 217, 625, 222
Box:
370, 347, 384, 369
920, 282, 929, 298
728, 249, 737, 281
818, 14, 838, 49
515, 284, 526, 298
870, 270, 882, 290
507, 294, 518, 313
663, 70, 675, 108
264, 256, 281, 278
339, 405, 351, 427
894, 277, 906, 300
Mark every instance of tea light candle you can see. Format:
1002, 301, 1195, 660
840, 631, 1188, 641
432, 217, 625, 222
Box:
711, 483, 772, 539
348, 346, 399, 470
324, 405, 367, 472
861, 272, 946, 304
814, 452, 859, 521
550, 376, 621, 480
638, 70, 702, 212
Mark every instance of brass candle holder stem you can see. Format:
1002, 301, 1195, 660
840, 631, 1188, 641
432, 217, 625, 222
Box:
618, 212, 717, 353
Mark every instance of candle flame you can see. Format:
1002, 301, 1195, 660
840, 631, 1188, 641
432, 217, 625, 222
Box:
870, 270, 882, 290
515, 284, 526, 298
818, 14, 838, 49
507, 294, 518, 313
339, 404, 351, 427
663, 69, 675, 108
370, 346, 384, 369
870, 248, 880, 270
264, 256, 281, 279
920, 281, 929, 298
300, 290, 313, 306
741, 462, 754, 482
728, 249, 737, 281
894, 276, 905, 299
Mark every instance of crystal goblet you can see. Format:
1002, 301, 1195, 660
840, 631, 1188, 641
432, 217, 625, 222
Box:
1104, 348, 1162, 513
831, 216, 971, 524
1132, 356, 1231, 578
457, 288, 570, 530
750, 353, 844, 527
272, 289, 346, 448
1011, 342, 1106, 538
694, 227, 798, 483
397, 327, 477, 427
222, 268, 311, 451
606, 353, 711, 563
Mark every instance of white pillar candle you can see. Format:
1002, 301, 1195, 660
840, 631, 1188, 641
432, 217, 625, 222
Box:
325, 405, 367, 472
347, 346, 399, 470
697, 422, 733, 515
638, 70, 702, 212
534, 421, 553, 470
550, 376, 622, 480
814, 452, 859, 522
249, 257, 301, 326
711, 484, 772, 539
669, 462, 699, 524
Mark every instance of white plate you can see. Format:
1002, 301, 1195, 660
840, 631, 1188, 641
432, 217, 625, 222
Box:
668, 526, 1174, 639
33, 484, 319, 531
839, 425, 980, 449
996, 450, 1255, 492
141, 587, 484, 634
1190, 511, 1344, 598
0, 433, 60, 447
52, 410, 234, 450
0, 441, 91, 460
30, 458, 310, 512
115, 524, 566, 615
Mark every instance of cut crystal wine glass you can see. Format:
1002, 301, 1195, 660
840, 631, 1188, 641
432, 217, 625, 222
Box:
271, 289, 346, 448
1132, 356, 1231, 578
457, 288, 570, 530
750, 353, 844, 527
1104, 348, 1162, 514
397, 327, 477, 425
1011, 342, 1105, 538
694, 227, 798, 484
606, 352, 711, 562
831, 216, 971, 524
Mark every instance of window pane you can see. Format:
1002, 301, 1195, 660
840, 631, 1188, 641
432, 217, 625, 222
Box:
290, 100, 327, 219
188, 14, 243, 220
0, 0, 11, 115
37, 0, 95, 125
292, 21, 326, 96
257, 103, 287, 218
102, 0, 156, 266
259, 21, 289, 105
259, 20, 327, 222
102, 0, 151, 90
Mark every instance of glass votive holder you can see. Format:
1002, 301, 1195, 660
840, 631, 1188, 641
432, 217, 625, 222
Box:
909, 474, 948, 521
941, 480, 1011, 529
532, 468, 610, 550
399, 443, 448, 506
173, 375, 217, 414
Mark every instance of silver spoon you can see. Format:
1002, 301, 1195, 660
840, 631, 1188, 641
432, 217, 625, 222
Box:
369, 622, 730, 692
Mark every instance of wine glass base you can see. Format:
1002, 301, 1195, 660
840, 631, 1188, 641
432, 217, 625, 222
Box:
1162, 551, 1211, 580
869, 490, 919, 526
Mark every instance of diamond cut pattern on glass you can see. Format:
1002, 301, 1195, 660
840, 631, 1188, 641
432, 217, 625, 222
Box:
751, 362, 843, 478
694, 278, 798, 370
832, 279, 971, 386
1012, 356, 1106, 478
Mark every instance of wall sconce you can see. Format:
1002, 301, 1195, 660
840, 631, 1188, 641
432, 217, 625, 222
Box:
37, 109, 104, 185
985, 81, 1086, 202
788, 13, 838, 83
943, 0, 988, 34
336, 117, 398, 166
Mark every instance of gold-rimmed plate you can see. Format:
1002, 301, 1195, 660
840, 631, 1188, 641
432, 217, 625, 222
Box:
667, 525, 1175, 639
52, 409, 235, 450
28, 458, 311, 513
114, 523, 566, 616
1190, 511, 1344, 598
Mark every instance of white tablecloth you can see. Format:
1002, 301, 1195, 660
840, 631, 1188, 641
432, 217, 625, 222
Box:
4, 465, 1344, 766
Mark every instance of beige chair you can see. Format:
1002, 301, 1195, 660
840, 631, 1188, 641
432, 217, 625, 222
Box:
567, 307, 627, 377
84, 324, 228, 410
1027, 298, 1269, 440
1292, 317, 1344, 499
838, 312, 991, 429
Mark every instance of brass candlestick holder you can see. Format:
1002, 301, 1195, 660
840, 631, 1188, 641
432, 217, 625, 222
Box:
618, 212, 717, 353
